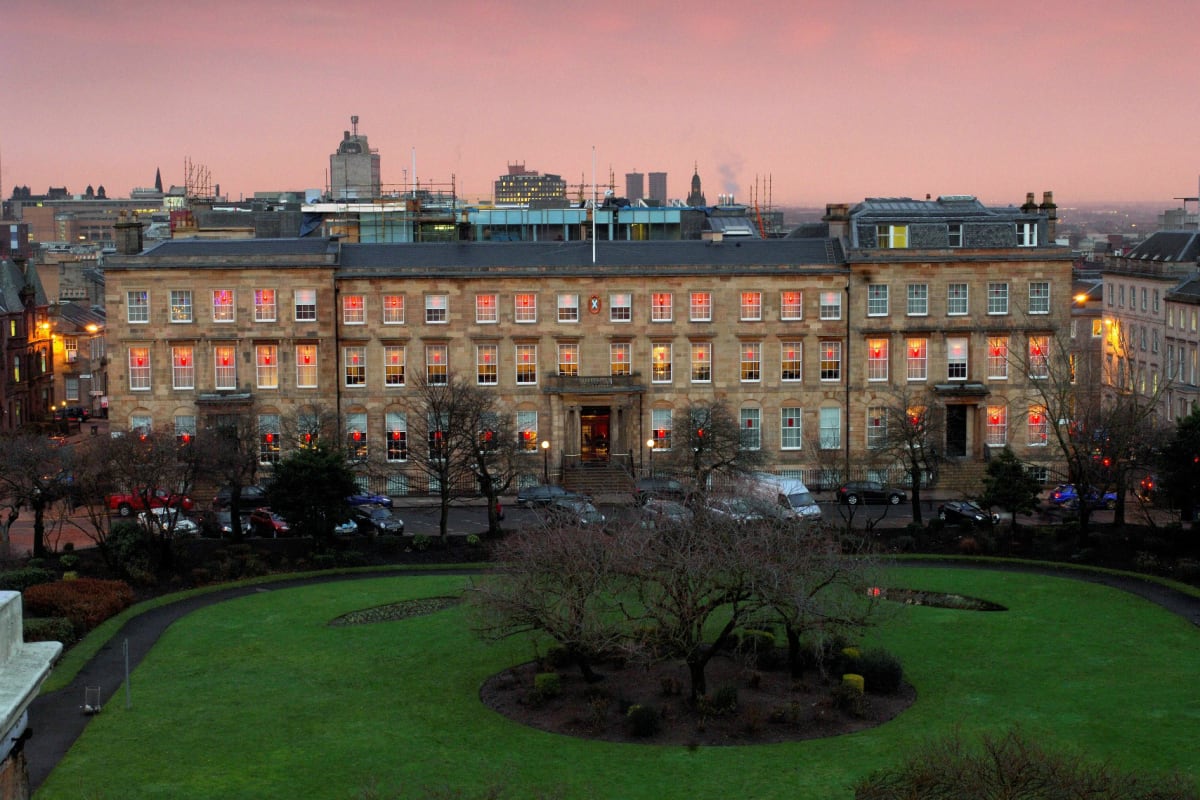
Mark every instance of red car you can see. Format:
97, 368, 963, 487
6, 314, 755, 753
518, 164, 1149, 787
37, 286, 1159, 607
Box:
107, 488, 195, 517
248, 507, 290, 538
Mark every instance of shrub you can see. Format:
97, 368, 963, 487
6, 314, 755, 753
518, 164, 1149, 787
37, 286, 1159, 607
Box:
626, 704, 660, 738
698, 686, 739, 716
532, 672, 561, 699
842, 673, 865, 694
0, 566, 56, 592
542, 645, 573, 670
22, 578, 135, 636
105, 521, 157, 581
466, 534, 482, 548
312, 553, 337, 570
23, 616, 76, 646
834, 677, 867, 717
412, 534, 431, 552
857, 648, 904, 694
335, 549, 368, 568
58, 554, 80, 571
737, 628, 779, 668
62, 542, 74, 554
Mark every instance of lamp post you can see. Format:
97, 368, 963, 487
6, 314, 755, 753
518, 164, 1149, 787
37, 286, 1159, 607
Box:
541, 439, 551, 484
646, 438, 656, 479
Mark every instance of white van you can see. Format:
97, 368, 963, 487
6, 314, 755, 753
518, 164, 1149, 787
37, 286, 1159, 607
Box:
746, 474, 823, 521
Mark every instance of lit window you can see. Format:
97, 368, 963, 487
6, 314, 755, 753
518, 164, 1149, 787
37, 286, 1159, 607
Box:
987, 283, 1009, 315
386, 411, 408, 462
987, 336, 1008, 379
690, 291, 712, 322
425, 294, 448, 324
780, 290, 803, 320
557, 293, 579, 323
820, 340, 841, 381
346, 412, 367, 460
172, 346, 194, 389
740, 341, 761, 382
256, 344, 278, 389
295, 289, 317, 322
1028, 335, 1049, 378
1029, 281, 1050, 315
986, 405, 1007, 446
867, 338, 888, 381
610, 342, 631, 376
213, 289, 235, 322
867, 285, 889, 317
129, 346, 151, 390
383, 294, 405, 324
819, 291, 841, 320
259, 414, 281, 464
425, 344, 448, 384
344, 346, 366, 387
516, 344, 538, 385
947, 337, 969, 380
781, 341, 802, 381
296, 344, 318, 388
652, 343, 672, 382
169, 290, 192, 323
876, 224, 909, 248
866, 407, 887, 449
515, 292, 537, 323
477, 344, 498, 385
1027, 405, 1048, 445
557, 343, 579, 376
384, 345, 405, 386
214, 345, 237, 389
781, 407, 803, 450
651, 292, 673, 322
740, 408, 761, 450
907, 284, 928, 316
907, 338, 927, 380
691, 341, 712, 383
609, 293, 631, 322
651, 409, 672, 450
517, 410, 538, 452
1091, 319, 1103, 338
127, 291, 149, 324
175, 415, 196, 446
740, 291, 762, 321
476, 293, 498, 323
255, 289, 277, 322
947, 283, 968, 316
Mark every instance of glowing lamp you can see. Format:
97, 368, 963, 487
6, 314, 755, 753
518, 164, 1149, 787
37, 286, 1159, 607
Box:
353, 430, 362, 441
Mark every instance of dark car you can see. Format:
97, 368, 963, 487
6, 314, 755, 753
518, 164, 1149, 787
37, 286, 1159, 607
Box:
937, 500, 999, 526
516, 483, 582, 507
706, 496, 796, 525
638, 498, 694, 530
539, 497, 606, 528
54, 405, 90, 422
348, 491, 393, 508
200, 509, 252, 538
633, 477, 688, 505
248, 508, 290, 538
1049, 484, 1117, 511
350, 504, 405, 535
213, 484, 269, 511
835, 480, 906, 506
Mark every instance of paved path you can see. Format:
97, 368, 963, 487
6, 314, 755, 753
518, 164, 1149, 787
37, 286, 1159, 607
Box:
25, 562, 1200, 793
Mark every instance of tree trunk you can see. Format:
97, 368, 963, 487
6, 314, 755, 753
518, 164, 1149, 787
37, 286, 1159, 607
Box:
32, 501, 47, 559
786, 626, 805, 679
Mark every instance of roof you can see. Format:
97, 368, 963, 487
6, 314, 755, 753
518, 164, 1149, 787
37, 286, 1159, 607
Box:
849, 195, 1028, 220
1126, 231, 1200, 264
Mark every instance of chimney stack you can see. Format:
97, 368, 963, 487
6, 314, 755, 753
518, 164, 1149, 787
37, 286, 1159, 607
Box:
1039, 191, 1058, 243
114, 211, 144, 255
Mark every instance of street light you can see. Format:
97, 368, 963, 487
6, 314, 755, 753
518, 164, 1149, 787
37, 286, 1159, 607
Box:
646, 438, 656, 479
541, 439, 551, 484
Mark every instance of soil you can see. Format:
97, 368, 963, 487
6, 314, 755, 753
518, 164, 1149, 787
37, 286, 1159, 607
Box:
480, 653, 916, 747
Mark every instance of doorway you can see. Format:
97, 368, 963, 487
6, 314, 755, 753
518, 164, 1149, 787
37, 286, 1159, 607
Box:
945, 405, 967, 458
580, 406, 610, 461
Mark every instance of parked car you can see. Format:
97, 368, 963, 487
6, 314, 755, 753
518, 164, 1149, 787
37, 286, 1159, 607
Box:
334, 518, 359, 536
347, 491, 393, 508
1137, 474, 1160, 502
248, 508, 290, 538
108, 488, 195, 517
54, 405, 90, 422
350, 504, 405, 535
516, 483, 582, 507
706, 497, 796, 525
835, 481, 907, 506
744, 474, 822, 520
937, 500, 999, 526
212, 484, 269, 511
633, 476, 688, 505
1048, 484, 1117, 510
638, 498, 694, 530
200, 509, 252, 538
539, 497, 606, 528
138, 507, 199, 537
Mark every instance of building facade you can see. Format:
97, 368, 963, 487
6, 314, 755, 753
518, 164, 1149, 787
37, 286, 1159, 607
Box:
493, 164, 566, 205
329, 118, 381, 201
103, 196, 1071, 495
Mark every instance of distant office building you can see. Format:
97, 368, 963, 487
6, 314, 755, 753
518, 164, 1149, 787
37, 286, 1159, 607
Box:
330, 116, 381, 201
625, 172, 644, 202
493, 164, 567, 205
648, 172, 667, 206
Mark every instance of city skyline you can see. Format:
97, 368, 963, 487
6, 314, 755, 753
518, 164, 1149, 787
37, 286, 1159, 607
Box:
4, 0, 1198, 208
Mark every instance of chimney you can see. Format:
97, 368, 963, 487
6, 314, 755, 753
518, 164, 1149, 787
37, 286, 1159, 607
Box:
822, 203, 851, 241
114, 211, 144, 255
1021, 192, 1038, 214
1039, 191, 1058, 242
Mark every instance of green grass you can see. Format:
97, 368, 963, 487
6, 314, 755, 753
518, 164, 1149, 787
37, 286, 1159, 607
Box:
36, 568, 1200, 800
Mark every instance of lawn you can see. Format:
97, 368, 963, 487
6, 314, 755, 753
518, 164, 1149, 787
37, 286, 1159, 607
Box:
35, 568, 1200, 800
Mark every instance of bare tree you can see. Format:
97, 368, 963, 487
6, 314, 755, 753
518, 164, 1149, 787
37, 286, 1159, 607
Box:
660, 399, 765, 503
194, 402, 275, 538
0, 432, 74, 559
864, 385, 945, 524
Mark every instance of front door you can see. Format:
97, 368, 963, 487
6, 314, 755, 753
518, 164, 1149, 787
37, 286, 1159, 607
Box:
946, 405, 967, 458
580, 406, 610, 461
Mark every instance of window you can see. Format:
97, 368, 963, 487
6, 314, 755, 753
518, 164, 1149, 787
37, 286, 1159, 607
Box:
425, 294, 448, 324
556, 293, 579, 323
1028, 335, 1049, 378
296, 344, 318, 388
867, 338, 888, 381
128, 347, 150, 390
1153, 289, 1160, 313
651, 343, 672, 383
1091, 319, 1103, 338
866, 406, 887, 449
175, 415, 196, 445
987, 336, 1009, 379
384, 345, 405, 387
1016, 222, 1037, 247
650, 409, 672, 450
986, 405, 1007, 446
386, 411, 408, 462
740, 291, 762, 321
691, 341, 712, 383
169, 290, 192, 323
907, 338, 927, 380
947, 337, 968, 380
516, 344, 537, 385
295, 289, 317, 322
344, 346, 366, 387
1027, 405, 1049, 446
427, 413, 448, 461
343, 293, 364, 326
780, 407, 803, 449
256, 345, 278, 389
781, 341, 802, 381
65, 376, 80, 401
780, 290, 803, 320
213, 289, 235, 322
867, 285, 889, 317
690, 291, 712, 322
1152, 329, 1160, 354
346, 412, 367, 460
557, 343, 579, 376
819, 340, 841, 381
651, 292, 673, 322
515, 292, 537, 323
517, 410, 539, 452
127, 291, 149, 323
1029, 282, 1050, 315
130, 414, 152, 436
476, 293, 498, 323
610, 342, 631, 376
477, 344, 498, 385
819, 290, 842, 320
1141, 288, 1148, 312
255, 289, 277, 322
947, 222, 963, 248
819, 407, 841, 449
1118, 285, 1125, 307
876, 224, 908, 248
740, 341, 761, 382
172, 346, 194, 389
383, 294, 405, 324
610, 293, 631, 322
425, 344, 448, 384
740, 408, 761, 450
214, 345, 236, 389
947, 283, 968, 316
987, 283, 1009, 315
907, 284, 928, 316
259, 414, 281, 464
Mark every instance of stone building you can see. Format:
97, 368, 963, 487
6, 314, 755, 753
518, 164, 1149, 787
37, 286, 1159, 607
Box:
102, 195, 1071, 495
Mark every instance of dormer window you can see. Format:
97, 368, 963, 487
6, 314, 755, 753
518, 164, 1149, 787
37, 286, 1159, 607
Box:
876, 224, 908, 249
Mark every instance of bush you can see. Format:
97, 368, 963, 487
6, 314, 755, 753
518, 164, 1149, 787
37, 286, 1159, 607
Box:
22, 578, 135, 636
0, 566, 56, 592
626, 704, 660, 738
857, 648, 904, 694
698, 686, 739, 716
23, 616, 76, 646
542, 645, 573, 670
834, 678, 867, 717
736, 628, 780, 669
312, 553, 337, 570
466, 534, 482, 548
58, 553, 80, 571
411, 534, 431, 552
532, 672, 561, 700
842, 673, 865, 694
105, 521, 157, 581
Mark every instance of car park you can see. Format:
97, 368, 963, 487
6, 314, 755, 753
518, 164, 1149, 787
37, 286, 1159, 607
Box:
835, 480, 906, 506
350, 504, 405, 535
1048, 484, 1117, 510
633, 477, 688, 504
212, 484, 269, 511
248, 508, 290, 538
516, 483, 582, 507
638, 498, 694, 529
937, 500, 999, 526
538, 496, 606, 528
347, 491, 392, 508
138, 507, 200, 537
108, 488, 195, 517
200, 509, 252, 538
705, 497, 796, 525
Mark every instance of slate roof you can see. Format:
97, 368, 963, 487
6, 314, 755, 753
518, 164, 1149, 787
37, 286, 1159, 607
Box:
0, 259, 47, 313
1126, 231, 1200, 264
850, 195, 1027, 220
1166, 275, 1200, 303
135, 238, 340, 261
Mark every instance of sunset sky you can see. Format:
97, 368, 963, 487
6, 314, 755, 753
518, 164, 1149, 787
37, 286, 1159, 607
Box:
4, 0, 1198, 208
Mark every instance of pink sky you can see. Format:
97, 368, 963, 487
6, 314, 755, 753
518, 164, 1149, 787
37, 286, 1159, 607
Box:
4, 0, 1198, 208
